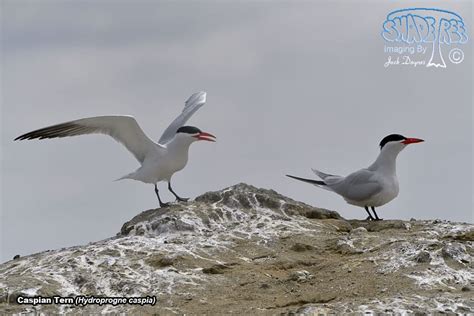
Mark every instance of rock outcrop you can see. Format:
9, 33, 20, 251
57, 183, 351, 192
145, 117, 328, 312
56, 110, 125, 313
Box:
0, 183, 472, 314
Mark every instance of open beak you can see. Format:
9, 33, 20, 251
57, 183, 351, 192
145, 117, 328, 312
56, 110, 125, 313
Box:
195, 131, 216, 142
402, 137, 424, 144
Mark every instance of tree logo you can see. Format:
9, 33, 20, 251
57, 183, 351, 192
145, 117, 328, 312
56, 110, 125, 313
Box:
381, 8, 468, 68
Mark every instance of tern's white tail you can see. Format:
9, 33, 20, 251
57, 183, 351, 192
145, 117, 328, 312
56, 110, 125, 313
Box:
115, 172, 137, 181
311, 169, 334, 180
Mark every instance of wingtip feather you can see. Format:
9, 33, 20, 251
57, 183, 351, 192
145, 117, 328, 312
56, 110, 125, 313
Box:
186, 91, 207, 106
286, 174, 326, 186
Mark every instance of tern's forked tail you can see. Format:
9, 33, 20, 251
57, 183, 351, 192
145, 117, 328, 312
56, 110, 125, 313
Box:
115, 172, 138, 182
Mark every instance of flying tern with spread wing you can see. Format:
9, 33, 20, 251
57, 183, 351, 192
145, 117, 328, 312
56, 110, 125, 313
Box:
15, 91, 215, 207
287, 134, 424, 220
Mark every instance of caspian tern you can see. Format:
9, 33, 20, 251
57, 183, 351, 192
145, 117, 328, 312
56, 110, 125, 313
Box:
287, 134, 424, 220
15, 91, 215, 207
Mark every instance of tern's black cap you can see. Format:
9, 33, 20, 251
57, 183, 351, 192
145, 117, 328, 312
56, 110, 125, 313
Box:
176, 126, 201, 134
379, 134, 406, 149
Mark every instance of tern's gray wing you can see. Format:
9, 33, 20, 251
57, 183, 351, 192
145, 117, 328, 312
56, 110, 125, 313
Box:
329, 169, 383, 202
158, 91, 207, 144
15, 116, 160, 163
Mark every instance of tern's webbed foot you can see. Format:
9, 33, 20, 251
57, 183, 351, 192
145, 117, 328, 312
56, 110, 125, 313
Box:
168, 182, 189, 203
159, 202, 170, 208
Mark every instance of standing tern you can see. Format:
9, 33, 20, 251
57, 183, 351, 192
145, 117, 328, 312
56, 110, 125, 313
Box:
286, 134, 424, 220
15, 91, 215, 207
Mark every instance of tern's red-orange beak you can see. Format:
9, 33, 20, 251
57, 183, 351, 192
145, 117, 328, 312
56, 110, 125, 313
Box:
402, 137, 424, 144
195, 132, 216, 142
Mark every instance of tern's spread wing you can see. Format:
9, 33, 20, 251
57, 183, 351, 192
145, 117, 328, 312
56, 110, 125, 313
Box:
333, 169, 382, 202
15, 116, 159, 163
158, 91, 207, 145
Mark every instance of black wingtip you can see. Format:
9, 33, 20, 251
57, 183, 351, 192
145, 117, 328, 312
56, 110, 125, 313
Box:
286, 174, 326, 186
14, 134, 30, 141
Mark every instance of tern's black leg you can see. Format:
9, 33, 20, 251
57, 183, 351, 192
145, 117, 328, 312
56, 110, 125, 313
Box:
154, 184, 169, 208
364, 206, 375, 221
168, 181, 189, 202
371, 207, 382, 221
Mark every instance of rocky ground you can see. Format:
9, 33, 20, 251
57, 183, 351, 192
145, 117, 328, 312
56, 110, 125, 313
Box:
0, 183, 473, 314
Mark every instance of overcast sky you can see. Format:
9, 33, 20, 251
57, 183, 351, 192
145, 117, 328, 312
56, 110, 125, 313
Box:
1, 1, 472, 262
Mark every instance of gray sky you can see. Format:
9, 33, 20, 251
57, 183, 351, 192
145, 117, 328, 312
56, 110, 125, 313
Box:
1, 1, 472, 262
